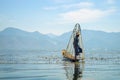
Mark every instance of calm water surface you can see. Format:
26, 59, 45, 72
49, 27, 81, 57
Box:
0, 50, 120, 80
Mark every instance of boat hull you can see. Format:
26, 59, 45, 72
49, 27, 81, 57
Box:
62, 50, 80, 62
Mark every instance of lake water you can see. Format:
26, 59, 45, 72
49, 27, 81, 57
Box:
0, 50, 120, 80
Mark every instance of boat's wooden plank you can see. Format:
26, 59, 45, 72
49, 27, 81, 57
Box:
62, 50, 75, 60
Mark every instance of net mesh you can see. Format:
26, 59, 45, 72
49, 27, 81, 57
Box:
66, 23, 84, 59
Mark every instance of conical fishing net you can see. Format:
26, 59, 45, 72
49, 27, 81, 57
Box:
66, 23, 84, 59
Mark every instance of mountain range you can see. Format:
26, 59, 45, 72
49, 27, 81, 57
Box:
0, 27, 120, 51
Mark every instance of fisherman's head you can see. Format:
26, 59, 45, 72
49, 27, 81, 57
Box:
76, 32, 80, 37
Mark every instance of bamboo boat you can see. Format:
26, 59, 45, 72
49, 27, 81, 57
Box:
62, 23, 85, 61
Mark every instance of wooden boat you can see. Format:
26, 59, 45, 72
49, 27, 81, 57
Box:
62, 23, 85, 61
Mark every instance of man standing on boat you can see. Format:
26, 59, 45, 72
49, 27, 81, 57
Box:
73, 32, 82, 60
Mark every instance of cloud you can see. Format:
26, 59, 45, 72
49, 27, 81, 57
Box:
51, 0, 69, 3
59, 8, 116, 23
107, 0, 115, 4
43, 7, 58, 10
62, 2, 94, 9
43, 2, 94, 10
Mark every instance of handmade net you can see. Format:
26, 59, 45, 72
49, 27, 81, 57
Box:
66, 23, 84, 59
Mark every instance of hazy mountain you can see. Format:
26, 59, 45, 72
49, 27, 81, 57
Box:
46, 33, 57, 38
0, 27, 59, 50
0, 27, 120, 51
82, 30, 120, 50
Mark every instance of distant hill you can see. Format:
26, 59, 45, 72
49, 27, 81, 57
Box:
0, 27, 59, 50
82, 30, 120, 50
0, 27, 120, 51
46, 33, 57, 38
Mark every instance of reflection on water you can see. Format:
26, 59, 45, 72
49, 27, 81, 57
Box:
73, 62, 84, 80
0, 50, 120, 80
63, 61, 85, 80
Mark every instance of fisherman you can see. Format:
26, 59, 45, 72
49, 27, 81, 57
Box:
73, 32, 82, 60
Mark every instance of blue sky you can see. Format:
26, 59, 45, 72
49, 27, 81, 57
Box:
0, 0, 120, 35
